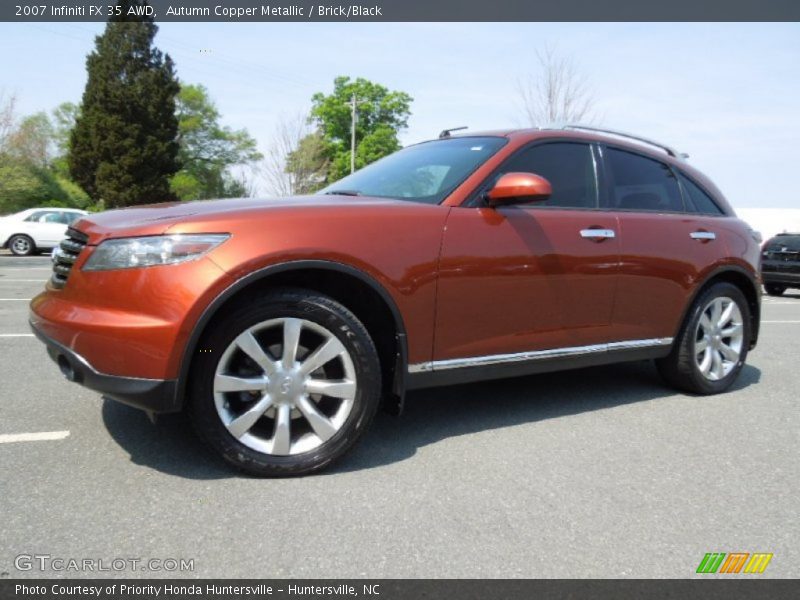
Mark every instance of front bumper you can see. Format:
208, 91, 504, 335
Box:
762, 269, 800, 287
30, 321, 179, 413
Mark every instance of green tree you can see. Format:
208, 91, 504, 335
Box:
0, 158, 91, 214
68, 1, 180, 208
5, 112, 54, 167
283, 130, 328, 195
309, 76, 412, 183
171, 84, 262, 200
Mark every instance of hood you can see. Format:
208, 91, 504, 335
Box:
73, 195, 401, 242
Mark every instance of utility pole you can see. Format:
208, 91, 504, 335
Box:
346, 93, 367, 174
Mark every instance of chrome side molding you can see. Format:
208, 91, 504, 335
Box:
409, 337, 674, 374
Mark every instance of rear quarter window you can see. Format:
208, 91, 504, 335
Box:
678, 173, 724, 215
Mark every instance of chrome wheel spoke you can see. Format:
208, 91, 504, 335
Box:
719, 342, 739, 363
711, 350, 724, 380
699, 314, 713, 332
718, 301, 735, 328
695, 338, 708, 353
271, 404, 292, 455
699, 347, 713, 376
214, 374, 265, 393
281, 318, 302, 370
228, 395, 273, 439
304, 378, 356, 399
296, 394, 337, 441
721, 323, 742, 338
235, 331, 278, 376
299, 336, 346, 376
709, 299, 722, 326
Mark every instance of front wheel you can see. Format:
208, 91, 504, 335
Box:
764, 284, 786, 297
8, 235, 35, 256
656, 282, 751, 395
189, 289, 381, 476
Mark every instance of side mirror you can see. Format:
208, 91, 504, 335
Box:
485, 172, 552, 207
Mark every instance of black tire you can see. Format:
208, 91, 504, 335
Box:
656, 282, 751, 395
189, 288, 381, 477
764, 284, 786, 297
8, 234, 35, 256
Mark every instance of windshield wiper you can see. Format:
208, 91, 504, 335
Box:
323, 189, 362, 196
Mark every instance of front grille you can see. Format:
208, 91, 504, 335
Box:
50, 228, 88, 288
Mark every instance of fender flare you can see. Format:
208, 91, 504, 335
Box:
172, 259, 409, 410
672, 264, 761, 349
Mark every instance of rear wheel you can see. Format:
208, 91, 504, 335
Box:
8, 235, 35, 256
656, 282, 751, 395
764, 284, 786, 297
189, 288, 381, 476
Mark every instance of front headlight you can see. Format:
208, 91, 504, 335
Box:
82, 234, 230, 271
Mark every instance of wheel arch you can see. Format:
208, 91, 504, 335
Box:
174, 260, 409, 414
674, 265, 761, 351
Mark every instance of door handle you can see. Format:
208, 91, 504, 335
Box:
690, 231, 716, 241
580, 228, 616, 240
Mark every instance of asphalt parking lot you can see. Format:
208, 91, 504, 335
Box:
1, 252, 798, 579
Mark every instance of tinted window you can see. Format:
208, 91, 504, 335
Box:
319, 136, 507, 205
606, 148, 683, 212
498, 142, 597, 208
65, 212, 82, 225
24, 211, 47, 222
41, 212, 65, 223
765, 235, 800, 251
678, 173, 723, 215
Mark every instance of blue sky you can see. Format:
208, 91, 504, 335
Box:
1, 22, 798, 208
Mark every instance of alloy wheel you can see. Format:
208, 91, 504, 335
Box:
213, 317, 357, 456
693, 296, 744, 381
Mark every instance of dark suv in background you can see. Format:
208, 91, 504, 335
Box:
762, 233, 800, 296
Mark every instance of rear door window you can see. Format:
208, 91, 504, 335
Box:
605, 147, 683, 212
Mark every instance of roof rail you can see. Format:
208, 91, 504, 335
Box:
562, 124, 689, 159
439, 126, 468, 139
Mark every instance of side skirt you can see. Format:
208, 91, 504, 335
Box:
406, 338, 673, 390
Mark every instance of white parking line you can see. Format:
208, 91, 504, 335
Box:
0, 268, 52, 271
0, 334, 34, 338
0, 298, 31, 301
0, 431, 70, 444
0, 279, 46, 282
762, 320, 800, 323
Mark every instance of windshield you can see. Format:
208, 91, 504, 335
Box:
766, 235, 800, 251
319, 136, 507, 204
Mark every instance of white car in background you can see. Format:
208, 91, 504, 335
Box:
0, 208, 88, 256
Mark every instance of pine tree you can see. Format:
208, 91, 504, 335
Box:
68, 1, 179, 208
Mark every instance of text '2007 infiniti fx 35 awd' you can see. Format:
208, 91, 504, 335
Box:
30, 125, 761, 476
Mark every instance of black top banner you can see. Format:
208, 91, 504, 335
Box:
3, 0, 800, 22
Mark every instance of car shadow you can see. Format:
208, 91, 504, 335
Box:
102, 361, 761, 479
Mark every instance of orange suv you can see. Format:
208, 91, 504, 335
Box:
30, 126, 761, 476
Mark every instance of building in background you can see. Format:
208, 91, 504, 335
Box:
735, 208, 800, 243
